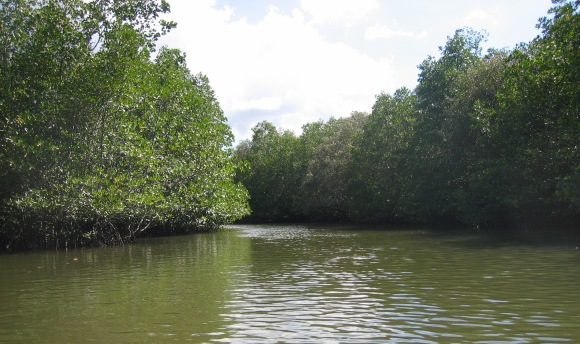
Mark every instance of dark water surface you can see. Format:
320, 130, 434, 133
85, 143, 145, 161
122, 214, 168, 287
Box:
1, 224, 579, 343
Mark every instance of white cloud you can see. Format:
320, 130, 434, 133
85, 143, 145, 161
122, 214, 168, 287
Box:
459, 8, 501, 29
232, 96, 283, 112
159, 0, 396, 141
158, 0, 552, 142
299, 0, 379, 27
364, 24, 427, 40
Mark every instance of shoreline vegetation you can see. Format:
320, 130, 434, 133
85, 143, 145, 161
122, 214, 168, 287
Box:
1, 0, 250, 251
232, 1, 578, 231
1, 0, 578, 252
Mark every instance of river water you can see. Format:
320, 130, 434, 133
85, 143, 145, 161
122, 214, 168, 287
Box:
0, 224, 578, 343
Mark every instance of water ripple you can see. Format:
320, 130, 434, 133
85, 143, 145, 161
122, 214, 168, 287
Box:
2, 225, 579, 343
213, 225, 580, 343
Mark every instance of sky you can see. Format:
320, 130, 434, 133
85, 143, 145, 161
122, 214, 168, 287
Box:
157, 0, 554, 143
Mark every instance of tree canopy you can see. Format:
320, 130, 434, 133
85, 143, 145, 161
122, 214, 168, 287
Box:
0, 0, 249, 250
2, 0, 577, 250
234, 0, 579, 229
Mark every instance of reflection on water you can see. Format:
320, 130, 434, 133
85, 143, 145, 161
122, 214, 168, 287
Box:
219, 225, 580, 343
0, 224, 579, 343
0, 230, 253, 343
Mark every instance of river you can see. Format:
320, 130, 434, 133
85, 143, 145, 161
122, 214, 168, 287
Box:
0, 224, 579, 343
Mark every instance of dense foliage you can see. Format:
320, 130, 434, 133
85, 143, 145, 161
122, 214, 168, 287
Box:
235, 114, 367, 223
1, 0, 249, 250
235, 0, 579, 228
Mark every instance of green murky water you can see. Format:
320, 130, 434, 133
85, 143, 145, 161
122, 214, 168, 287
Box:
1, 224, 579, 343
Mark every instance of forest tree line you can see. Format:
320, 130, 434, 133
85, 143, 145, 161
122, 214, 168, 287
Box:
0, 0, 250, 251
1, 0, 577, 251
234, 0, 579, 229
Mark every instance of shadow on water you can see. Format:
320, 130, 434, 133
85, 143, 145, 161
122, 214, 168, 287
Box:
300, 222, 580, 249
424, 225, 580, 250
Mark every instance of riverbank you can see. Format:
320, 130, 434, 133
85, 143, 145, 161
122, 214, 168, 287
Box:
2, 224, 579, 342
